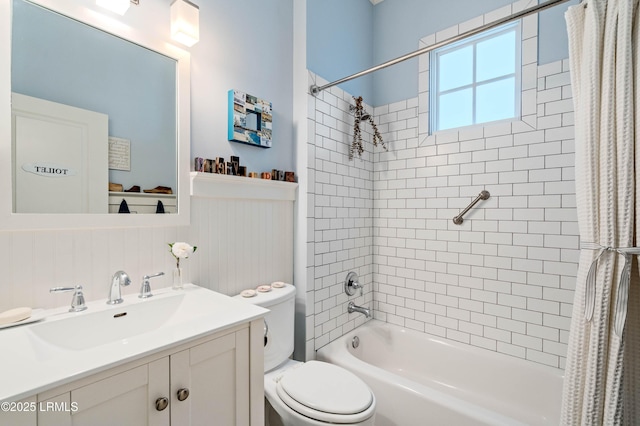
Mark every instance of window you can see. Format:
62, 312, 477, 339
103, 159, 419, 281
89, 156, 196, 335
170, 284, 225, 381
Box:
430, 21, 521, 132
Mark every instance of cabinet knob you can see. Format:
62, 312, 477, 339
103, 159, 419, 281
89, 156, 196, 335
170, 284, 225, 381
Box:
177, 388, 190, 401
155, 397, 169, 411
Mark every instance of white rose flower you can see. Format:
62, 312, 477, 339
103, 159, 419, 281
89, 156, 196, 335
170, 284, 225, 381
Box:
171, 242, 195, 259
169, 242, 197, 268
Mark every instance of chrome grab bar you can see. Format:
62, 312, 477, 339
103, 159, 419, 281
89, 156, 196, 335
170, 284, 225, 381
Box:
453, 190, 490, 225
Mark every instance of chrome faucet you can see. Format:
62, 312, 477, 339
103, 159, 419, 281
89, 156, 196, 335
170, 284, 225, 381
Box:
107, 270, 131, 305
348, 301, 371, 318
139, 272, 165, 299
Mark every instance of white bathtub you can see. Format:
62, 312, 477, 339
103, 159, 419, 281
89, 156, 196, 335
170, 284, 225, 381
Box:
316, 320, 563, 426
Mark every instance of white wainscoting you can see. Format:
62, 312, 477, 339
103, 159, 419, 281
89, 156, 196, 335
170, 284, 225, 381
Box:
189, 173, 297, 297
0, 225, 190, 312
0, 174, 296, 313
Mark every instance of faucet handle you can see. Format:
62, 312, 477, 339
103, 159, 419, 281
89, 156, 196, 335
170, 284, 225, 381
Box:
144, 272, 165, 280
50, 285, 87, 312
344, 271, 363, 296
139, 272, 165, 299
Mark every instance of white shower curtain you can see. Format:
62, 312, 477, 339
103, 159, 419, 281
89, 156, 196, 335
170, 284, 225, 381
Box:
563, 0, 640, 424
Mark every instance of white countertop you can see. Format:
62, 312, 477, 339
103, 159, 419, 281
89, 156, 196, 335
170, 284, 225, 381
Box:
0, 284, 267, 402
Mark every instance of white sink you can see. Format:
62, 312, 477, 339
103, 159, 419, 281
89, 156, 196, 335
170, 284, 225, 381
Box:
0, 284, 267, 402
28, 291, 187, 351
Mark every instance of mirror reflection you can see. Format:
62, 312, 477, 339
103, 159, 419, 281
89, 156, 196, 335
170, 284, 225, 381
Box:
11, 0, 177, 214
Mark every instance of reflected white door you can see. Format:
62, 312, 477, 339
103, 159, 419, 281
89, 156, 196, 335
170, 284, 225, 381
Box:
12, 93, 108, 213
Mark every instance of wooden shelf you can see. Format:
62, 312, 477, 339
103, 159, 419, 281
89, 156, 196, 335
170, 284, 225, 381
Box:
108, 192, 177, 214
108, 191, 175, 199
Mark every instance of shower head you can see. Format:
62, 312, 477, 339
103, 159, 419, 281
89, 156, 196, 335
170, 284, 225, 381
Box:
349, 104, 371, 122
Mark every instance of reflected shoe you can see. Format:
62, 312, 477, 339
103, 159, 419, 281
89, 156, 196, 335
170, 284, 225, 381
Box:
109, 182, 123, 192
125, 185, 141, 193
143, 186, 173, 194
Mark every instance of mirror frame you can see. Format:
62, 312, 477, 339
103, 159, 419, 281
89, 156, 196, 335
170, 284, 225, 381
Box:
0, 0, 191, 229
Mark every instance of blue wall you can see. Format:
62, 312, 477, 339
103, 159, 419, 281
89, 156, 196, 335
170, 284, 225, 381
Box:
538, 0, 580, 64
12, 0, 176, 191
12, 0, 296, 186
307, 0, 579, 107
190, 0, 295, 174
306, 0, 374, 102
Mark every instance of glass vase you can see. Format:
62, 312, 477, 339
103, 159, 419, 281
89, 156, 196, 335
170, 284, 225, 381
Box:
172, 267, 183, 290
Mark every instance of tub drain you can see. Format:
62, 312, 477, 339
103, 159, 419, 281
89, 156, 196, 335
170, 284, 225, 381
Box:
352, 336, 360, 349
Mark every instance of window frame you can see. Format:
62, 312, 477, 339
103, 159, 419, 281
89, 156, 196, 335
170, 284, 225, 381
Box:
429, 20, 522, 133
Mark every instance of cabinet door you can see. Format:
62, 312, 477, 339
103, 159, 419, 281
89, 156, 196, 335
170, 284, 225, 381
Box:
0, 396, 37, 426
38, 393, 72, 426
40, 358, 170, 426
171, 329, 250, 426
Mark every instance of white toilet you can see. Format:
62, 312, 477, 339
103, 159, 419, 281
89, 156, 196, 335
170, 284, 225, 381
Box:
235, 283, 376, 426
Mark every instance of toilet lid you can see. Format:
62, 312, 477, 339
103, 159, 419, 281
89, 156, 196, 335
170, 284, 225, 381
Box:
278, 361, 373, 417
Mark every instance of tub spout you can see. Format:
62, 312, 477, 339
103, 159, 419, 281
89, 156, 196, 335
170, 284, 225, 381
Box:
348, 301, 371, 318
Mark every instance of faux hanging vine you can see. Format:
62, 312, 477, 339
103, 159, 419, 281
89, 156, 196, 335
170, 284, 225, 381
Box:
350, 96, 386, 160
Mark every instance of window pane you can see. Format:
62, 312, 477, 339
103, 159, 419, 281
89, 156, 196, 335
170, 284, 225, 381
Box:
438, 88, 473, 130
476, 77, 515, 124
476, 30, 516, 82
438, 45, 473, 91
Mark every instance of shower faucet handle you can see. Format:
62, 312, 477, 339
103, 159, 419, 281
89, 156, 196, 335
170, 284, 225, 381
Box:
344, 271, 363, 296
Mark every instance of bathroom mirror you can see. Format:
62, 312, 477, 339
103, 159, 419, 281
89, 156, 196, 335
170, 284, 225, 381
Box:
0, 0, 191, 228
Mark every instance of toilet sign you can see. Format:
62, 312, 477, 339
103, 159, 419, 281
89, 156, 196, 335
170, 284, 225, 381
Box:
21, 162, 77, 178
12, 93, 108, 213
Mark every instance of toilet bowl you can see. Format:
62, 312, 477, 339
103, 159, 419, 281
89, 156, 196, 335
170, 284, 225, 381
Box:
234, 283, 376, 426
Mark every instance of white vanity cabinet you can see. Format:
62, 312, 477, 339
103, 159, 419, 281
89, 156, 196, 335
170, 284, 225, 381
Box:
34, 324, 257, 426
38, 359, 169, 426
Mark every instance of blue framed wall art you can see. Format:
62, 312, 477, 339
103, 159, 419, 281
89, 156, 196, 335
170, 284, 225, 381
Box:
228, 89, 273, 148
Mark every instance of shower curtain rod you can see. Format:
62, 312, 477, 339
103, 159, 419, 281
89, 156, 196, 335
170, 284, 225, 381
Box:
310, 0, 573, 96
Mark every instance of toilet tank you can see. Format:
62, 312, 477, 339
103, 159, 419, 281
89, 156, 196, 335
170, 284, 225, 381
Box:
234, 284, 296, 372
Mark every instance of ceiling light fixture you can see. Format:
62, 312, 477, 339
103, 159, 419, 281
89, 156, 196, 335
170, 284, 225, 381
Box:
170, 0, 200, 47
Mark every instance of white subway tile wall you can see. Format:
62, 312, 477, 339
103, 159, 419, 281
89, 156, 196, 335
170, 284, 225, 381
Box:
372, 59, 576, 369
307, 72, 375, 355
